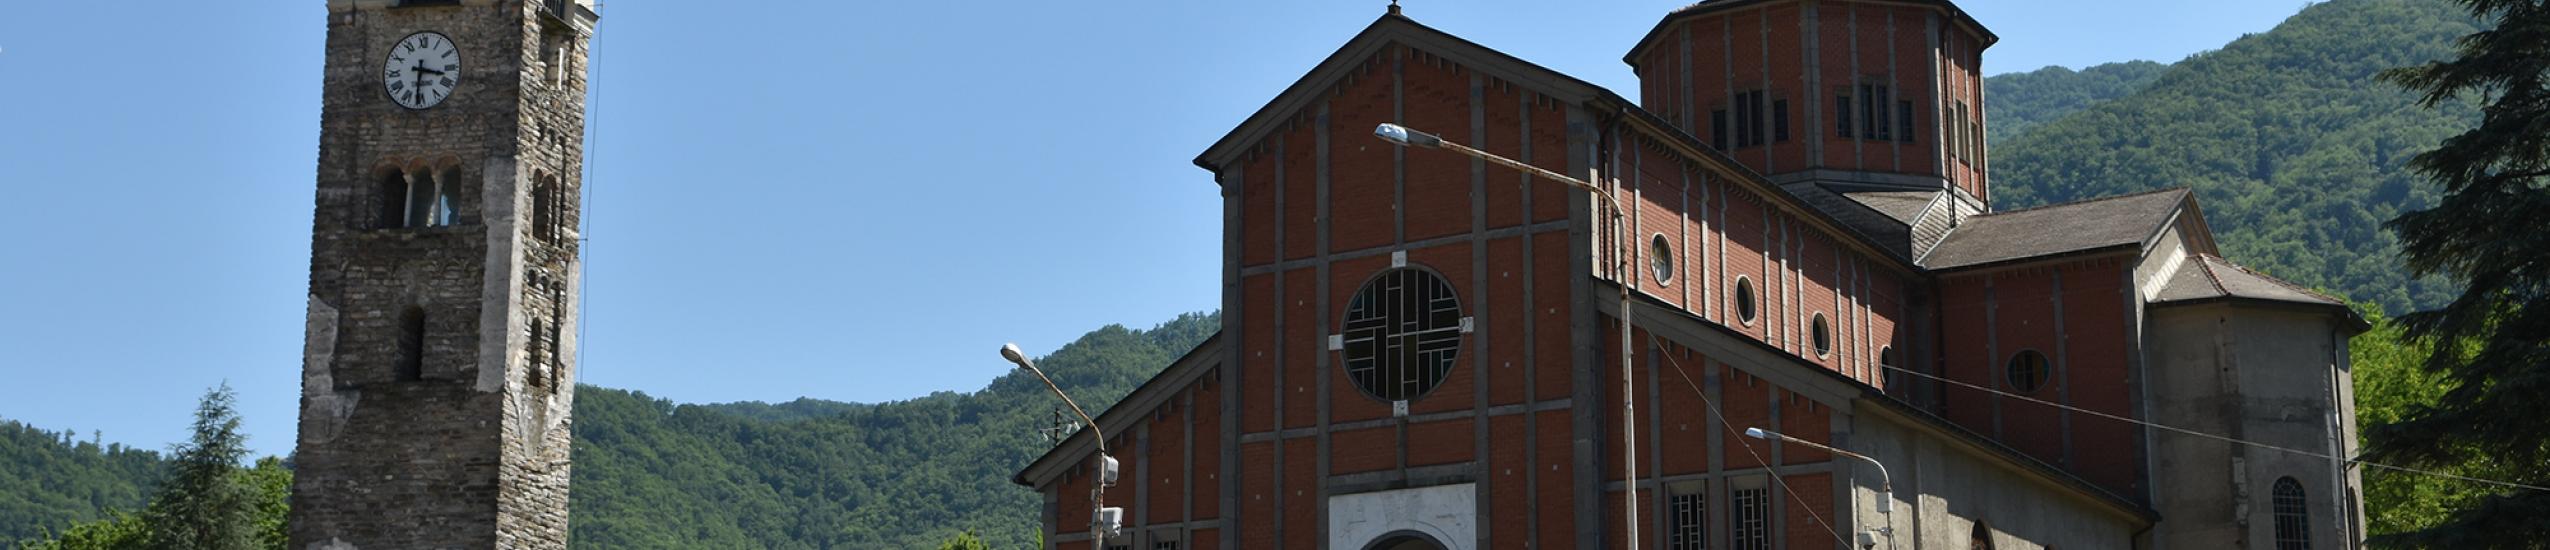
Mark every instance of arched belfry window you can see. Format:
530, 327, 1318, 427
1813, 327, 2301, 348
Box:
2274, 476, 2311, 550
395, 306, 426, 382
1969, 521, 1994, 550
1336, 267, 1468, 403
527, 318, 550, 390
532, 172, 562, 243
379, 165, 459, 229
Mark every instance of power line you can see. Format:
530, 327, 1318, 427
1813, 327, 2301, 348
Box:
1648, 334, 1858, 548
1872, 361, 2550, 493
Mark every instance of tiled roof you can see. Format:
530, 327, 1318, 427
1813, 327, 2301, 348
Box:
1784, 185, 1920, 259
2154, 254, 2346, 307
1842, 190, 1941, 225
1919, 188, 2190, 270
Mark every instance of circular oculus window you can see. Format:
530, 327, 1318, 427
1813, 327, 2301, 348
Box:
1650, 234, 1674, 285
1339, 267, 1467, 402
1811, 313, 1833, 357
2007, 350, 2051, 394
1733, 277, 1759, 325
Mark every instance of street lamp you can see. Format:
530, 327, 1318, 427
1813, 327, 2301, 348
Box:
1745, 427, 1893, 549
1004, 343, 1123, 544
1376, 122, 1645, 546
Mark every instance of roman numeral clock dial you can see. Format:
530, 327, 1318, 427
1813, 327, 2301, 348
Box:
382, 31, 460, 109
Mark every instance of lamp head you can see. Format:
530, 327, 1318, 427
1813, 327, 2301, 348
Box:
1373, 123, 1444, 149
1744, 427, 1771, 440
1001, 343, 1032, 369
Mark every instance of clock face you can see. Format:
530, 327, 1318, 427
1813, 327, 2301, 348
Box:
383, 32, 461, 109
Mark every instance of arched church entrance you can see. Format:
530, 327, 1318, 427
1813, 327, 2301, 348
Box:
1363, 531, 1449, 550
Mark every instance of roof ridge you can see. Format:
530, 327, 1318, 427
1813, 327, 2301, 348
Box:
1972, 186, 2189, 218
2201, 254, 2348, 305
2195, 253, 2230, 297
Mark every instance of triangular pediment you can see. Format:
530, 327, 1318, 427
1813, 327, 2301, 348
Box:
1192, 12, 1615, 176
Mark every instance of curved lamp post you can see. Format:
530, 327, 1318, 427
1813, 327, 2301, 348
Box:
1376, 122, 1644, 546
1005, 343, 1122, 545
1747, 427, 1893, 549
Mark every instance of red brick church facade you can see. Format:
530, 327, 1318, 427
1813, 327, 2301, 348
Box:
1016, 2, 2366, 549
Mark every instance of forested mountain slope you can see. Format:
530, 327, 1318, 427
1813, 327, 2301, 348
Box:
1985, 0, 2477, 313
1985, 60, 2169, 143
0, 422, 166, 543
567, 312, 1218, 549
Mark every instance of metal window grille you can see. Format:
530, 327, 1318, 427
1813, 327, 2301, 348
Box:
1340, 268, 1465, 402
1670, 492, 1708, 550
2274, 477, 2311, 550
1734, 487, 1769, 550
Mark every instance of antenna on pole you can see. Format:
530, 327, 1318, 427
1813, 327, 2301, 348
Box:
1038, 407, 1081, 445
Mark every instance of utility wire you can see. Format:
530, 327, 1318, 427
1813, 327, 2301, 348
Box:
1871, 362, 2550, 493
1648, 334, 1858, 548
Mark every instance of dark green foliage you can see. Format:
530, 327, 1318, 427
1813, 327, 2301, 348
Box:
2346, 309, 2503, 538
935, 530, 993, 550
141, 384, 258, 550
1986, 60, 2169, 142
568, 312, 1219, 549
2359, 0, 2550, 546
0, 422, 165, 544
11, 386, 291, 550
17, 511, 148, 550
1989, 0, 2480, 315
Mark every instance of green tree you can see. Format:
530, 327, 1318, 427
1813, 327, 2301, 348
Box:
141, 384, 258, 550
935, 530, 993, 550
237, 457, 292, 549
17, 511, 148, 550
2362, 0, 2550, 546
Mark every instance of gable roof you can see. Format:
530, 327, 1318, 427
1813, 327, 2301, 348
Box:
1192, 12, 1609, 175
1919, 187, 2194, 271
1186, 10, 1934, 277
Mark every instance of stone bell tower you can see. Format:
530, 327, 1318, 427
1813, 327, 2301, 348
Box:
290, 0, 597, 547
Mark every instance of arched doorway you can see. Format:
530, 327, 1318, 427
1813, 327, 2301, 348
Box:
1363, 532, 1448, 550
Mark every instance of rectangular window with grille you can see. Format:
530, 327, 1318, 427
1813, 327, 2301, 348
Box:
1733, 483, 1770, 550
1669, 490, 1708, 550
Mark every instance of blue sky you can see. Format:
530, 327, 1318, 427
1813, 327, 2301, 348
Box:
0, 1, 2312, 458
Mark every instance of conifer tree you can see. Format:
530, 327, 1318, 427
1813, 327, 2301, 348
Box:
2368, 0, 2550, 546
142, 383, 258, 550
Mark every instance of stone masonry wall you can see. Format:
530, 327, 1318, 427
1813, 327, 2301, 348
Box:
293, 1, 593, 548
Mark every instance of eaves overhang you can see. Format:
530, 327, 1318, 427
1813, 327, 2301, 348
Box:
1601, 283, 2157, 523
2147, 297, 2373, 334
1623, 0, 2000, 70
1193, 12, 1610, 176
